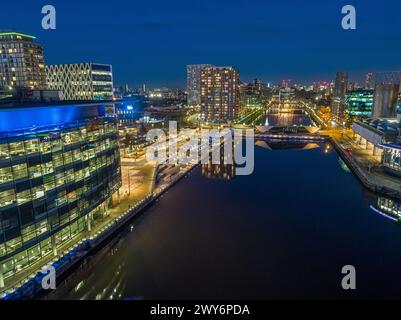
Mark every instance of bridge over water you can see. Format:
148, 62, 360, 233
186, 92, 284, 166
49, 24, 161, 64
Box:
235, 99, 325, 133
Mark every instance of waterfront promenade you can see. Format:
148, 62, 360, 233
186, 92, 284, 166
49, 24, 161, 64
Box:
3, 120, 401, 298
320, 129, 401, 199
1, 148, 196, 299
1, 127, 215, 298
0, 156, 156, 296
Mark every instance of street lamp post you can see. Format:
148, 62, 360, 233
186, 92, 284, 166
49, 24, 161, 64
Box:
128, 168, 131, 196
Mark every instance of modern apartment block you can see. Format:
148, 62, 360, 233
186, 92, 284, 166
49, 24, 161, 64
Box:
200, 66, 239, 123
186, 64, 212, 107
0, 101, 121, 287
0, 32, 47, 94
46, 63, 114, 101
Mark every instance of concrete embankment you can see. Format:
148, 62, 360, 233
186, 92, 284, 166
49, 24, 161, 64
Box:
330, 138, 401, 200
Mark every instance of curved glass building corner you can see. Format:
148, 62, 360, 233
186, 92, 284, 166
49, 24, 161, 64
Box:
0, 102, 122, 288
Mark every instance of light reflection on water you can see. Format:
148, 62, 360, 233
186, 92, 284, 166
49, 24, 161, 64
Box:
51, 141, 401, 300
263, 112, 312, 126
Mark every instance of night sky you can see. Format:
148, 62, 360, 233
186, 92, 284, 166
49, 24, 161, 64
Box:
1, 0, 400, 87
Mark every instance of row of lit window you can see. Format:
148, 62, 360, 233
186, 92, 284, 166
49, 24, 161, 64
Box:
0, 185, 115, 256
0, 203, 108, 278
0, 140, 115, 184
0, 125, 117, 159
0, 151, 119, 209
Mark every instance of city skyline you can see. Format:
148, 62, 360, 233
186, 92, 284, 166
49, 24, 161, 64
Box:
2, 0, 401, 305
1, 0, 400, 88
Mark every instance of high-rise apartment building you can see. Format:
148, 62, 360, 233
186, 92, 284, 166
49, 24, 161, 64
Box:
0, 32, 47, 95
200, 66, 239, 123
332, 72, 349, 118
46, 63, 113, 100
0, 101, 121, 288
187, 64, 212, 107
334, 72, 349, 98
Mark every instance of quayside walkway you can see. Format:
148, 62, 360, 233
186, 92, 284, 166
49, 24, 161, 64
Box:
320, 129, 401, 199
1, 151, 195, 299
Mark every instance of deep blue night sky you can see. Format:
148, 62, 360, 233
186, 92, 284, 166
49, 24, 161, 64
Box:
1, 0, 400, 87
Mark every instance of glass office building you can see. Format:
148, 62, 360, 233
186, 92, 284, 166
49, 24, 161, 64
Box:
346, 89, 374, 116
0, 101, 121, 284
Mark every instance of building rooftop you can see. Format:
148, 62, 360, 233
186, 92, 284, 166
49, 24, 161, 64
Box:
0, 100, 116, 134
0, 32, 36, 40
379, 143, 401, 151
355, 118, 401, 146
45, 62, 111, 67
0, 99, 115, 110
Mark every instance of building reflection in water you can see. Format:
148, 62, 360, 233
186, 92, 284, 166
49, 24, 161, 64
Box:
201, 160, 236, 180
201, 139, 323, 180
255, 139, 320, 151
73, 247, 128, 300
370, 196, 401, 222
48, 238, 131, 300
339, 158, 351, 173
201, 149, 236, 180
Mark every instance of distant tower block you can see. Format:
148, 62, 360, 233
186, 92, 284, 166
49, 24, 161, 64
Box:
372, 72, 401, 119
365, 72, 374, 89
332, 72, 348, 118
375, 71, 401, 85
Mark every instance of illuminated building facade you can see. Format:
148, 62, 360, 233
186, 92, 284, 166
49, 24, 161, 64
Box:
346, 89, 374, 116
187, 64, 212, 107
200, 66, 239, 123
0, 102, 121, 287
46, 63, 113, 101
0, 32, 46, 95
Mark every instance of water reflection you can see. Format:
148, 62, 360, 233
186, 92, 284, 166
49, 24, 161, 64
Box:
371, 196, 401, 222
263, 112, 312, 126
255, 140, 321, 151
49, 142, 401, 300
201, 140, 325, 180
201, 152, 236, 180
51, 239, 131, 300
339, 158, 351, 173
201, 162, 236, 181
